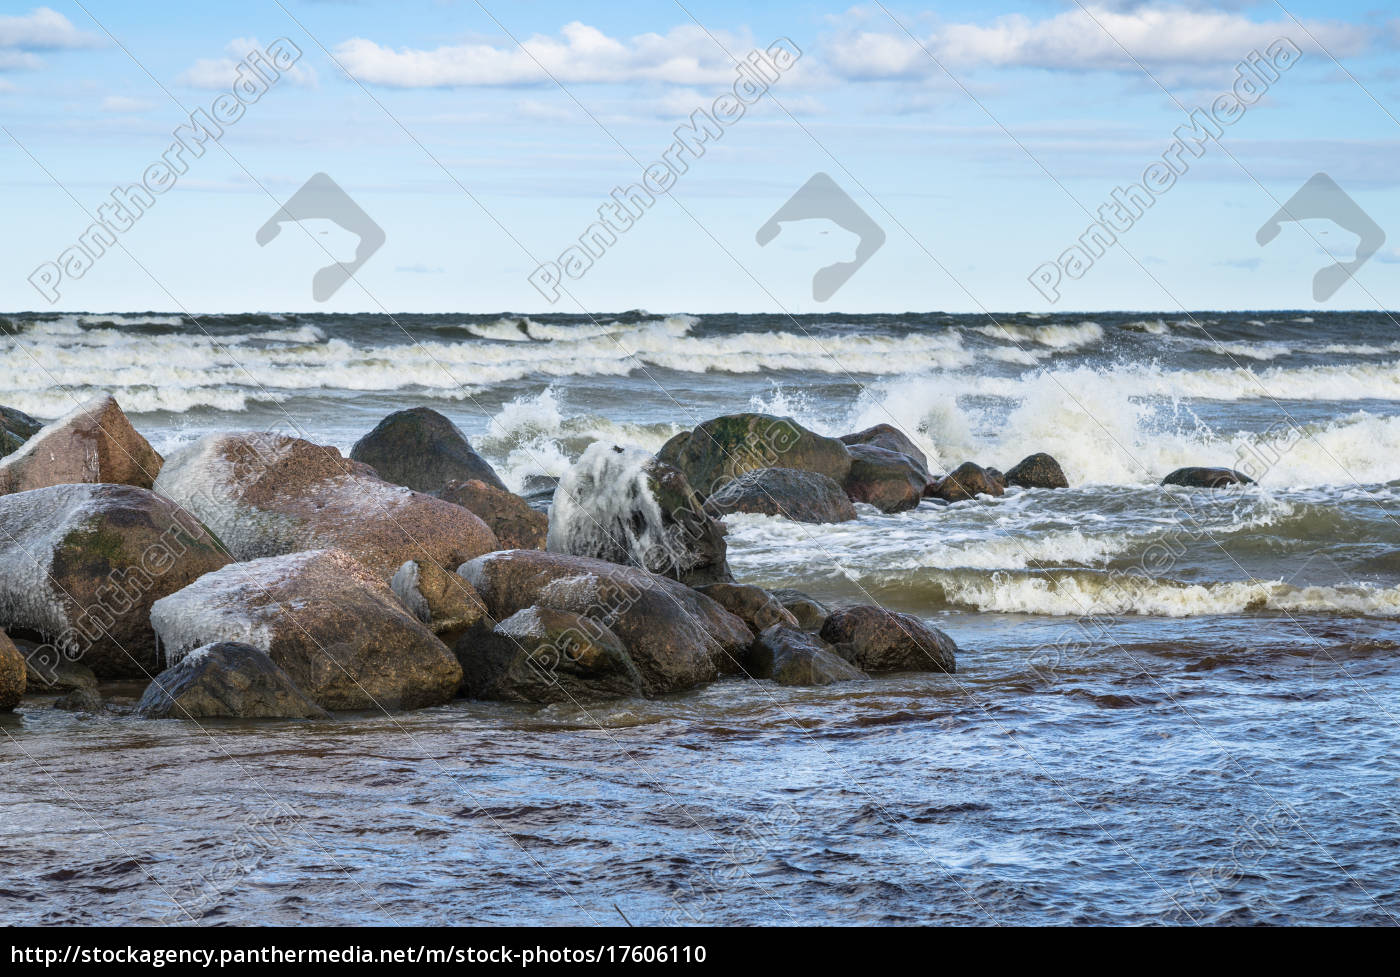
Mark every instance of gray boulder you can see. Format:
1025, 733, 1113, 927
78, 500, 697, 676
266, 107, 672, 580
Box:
350, 406, 505, 493
748, 625, 865, 686
704, 468, 857, 524
820, 605, 958, 673
136, 642, 329, 720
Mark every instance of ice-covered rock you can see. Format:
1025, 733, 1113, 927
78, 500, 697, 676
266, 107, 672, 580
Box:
0, 395, 162, 495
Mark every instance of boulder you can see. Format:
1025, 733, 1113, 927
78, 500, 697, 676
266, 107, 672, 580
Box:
748, 625, 865, 686
665, 413, 852, 499
136, 642, 329, 720
349, 406, 505, 493
769, 589, 830, 632
926, 462, 1005, 503
704, 468, 857, 524
438, 478, 547, 549
839, 424, 928, 472
843, 443, 927, 513
0, 395, 162, 495
24, 655, 97, 694
547, 444, 730, 587
1005, 452, 1068, 490
820, 606, 957, 673
459, 550, 753, 694
150, 549, 462, 712
0, 429, 23, 459
0, 405, 42, 443
0, 631, 24, 710
0, 484, 232, 678
655, 430, 691, 468
456, 606, 643, 703
1162, 467, 1255, 488
54, 686, 103, 712
391, 558, 486, 645
153, 432, 498, 579
694, 583, 798, 635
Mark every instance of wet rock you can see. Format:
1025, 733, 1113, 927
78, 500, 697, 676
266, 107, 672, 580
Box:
0, 484, 232, 678
520, 475, 560, 513
438, 478, 547, 550
1005, 452, 1069, 490
459, 550, 753, 695
925, 462, 1005, 503
839, 424, 928, 472
136, 642, 329, 720
548, 444, 731, 587
0, 404, 42, 443
0, 395, 162, 495
1162, 467, 1255, 488
23, 655, 98, 694
820, 605, 957, 673
748, 625, 865, 686
54, 686, 103, 712
391, 558, 486, 645
151, 549, 462, 712
704, 468, 857, 524
349, 406, 506, 493
154, 432, 497, 579
769, 589, 830, 632
694, 583, 798, 635
456, 606, 643, 703
0, 631, 24, 710
843, 443, 927, 513
655, 430, 691, 468
665, 413, 852, 499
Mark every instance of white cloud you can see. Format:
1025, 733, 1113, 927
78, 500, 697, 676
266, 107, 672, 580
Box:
100, 95, 153, 112
333, 21, 752, 87
179, 37, 318, 89
0, 6, 99, 71
823, 4, 1371, 78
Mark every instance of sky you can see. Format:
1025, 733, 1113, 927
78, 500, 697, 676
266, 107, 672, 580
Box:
0, 0, 1397, 316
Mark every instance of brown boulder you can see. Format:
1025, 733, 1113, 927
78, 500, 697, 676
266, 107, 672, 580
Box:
839, 424, 928, 471
1005, 452, 1068, 490
694, 583, 798, 635
819, 605, 957, 673
704, 468, 857, 524
0, 395, 162, 495
0, 630, 24, 710
748, 625, 865, 686
926, 462, 1005, 503
843, 443, 927, 513
438, 478, 547, 549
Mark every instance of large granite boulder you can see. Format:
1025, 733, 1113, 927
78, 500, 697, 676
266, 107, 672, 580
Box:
150, 549, 462, 711
459, 550, 752, 694
748, 625, 865, 686
1004, 452, 1068, 490
704, 468, 856, 524
1162, 467, 1254, 488
0, 395, 162, 495
820, 606, 957, 673
926, 462, 1005, 503
843, 443, 927, 513
391, 558, 486, 645
438, 478, 547, 550
662, 413, 851, 499
840, 424, 928, 471
0, 630, 24, 710
0, 484, 231, 678
350, 407, 505, 493
136, 642, 329, 720
153, 432, 498, 579
694, 583, 798, 636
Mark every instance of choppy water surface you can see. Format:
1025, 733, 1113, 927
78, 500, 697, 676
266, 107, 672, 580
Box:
3, 310, 1400, 924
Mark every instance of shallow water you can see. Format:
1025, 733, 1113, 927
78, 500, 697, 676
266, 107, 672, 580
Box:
3, 309, 1400, 924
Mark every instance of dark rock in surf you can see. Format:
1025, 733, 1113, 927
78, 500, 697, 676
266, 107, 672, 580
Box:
704, 468, 857, 524
438, 478, 547, 550
0, 405, 41, 444
350, 406, 506, 493
843, 443, 927, 513
820, 605, 957, 674
748, 625, 865, 686
839, 424, 928, 472
1004, 452, 1068, 490
769, 589, 830, 632
1161, 467, 1255, 488
136, 642, 329, 720
664, 413, 852, 499
925, 462, 1005, 503
694, 583, 799, 636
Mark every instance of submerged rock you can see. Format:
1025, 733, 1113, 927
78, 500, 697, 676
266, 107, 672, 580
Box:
154, 432, 498, 579
694, 583, 798, 635
843, 443, 927, 513
704, 468, 857, 524
0, 631, 24, 710
664, 413, 852, 499
547, 444, 730, 587
769, 589, 830, 632
456, 606, 644, 703
0, 484, 232, 678
349, 406, 506, 493
1162, 467, 1255, 488
136, 642, 329, 720
748, 625, 865, 686
839, 424, 928, 472
150, 549, 462, 712
0, 395, 162, 495
926, 462, 1005, 503
459, 550, 752, 695
438, 478, 547, 550
1005, 452, 1069, 490
820, 606, 958, 673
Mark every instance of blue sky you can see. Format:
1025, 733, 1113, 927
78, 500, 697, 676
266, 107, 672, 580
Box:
1, 0, 1396, 315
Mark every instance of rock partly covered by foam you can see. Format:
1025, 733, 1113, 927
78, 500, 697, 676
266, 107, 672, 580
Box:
547, 443, 730, 587
0, 484, 231, 678
820, 606, 957, 673
1162, 467, 1255, 488
459, 550, 752, 695
0, 630, 25, 710
153, 432, 498, 579
748, 625, 865, 686
438, 479, 547, 550
661, 413, 852, 499
926, 462, 1005, 503
840, 424, 928, 472
457, 606, 644, 703
136, 642, 329, 720
150, 549, 462, 712
0, 395, 162, 495
705, 468, 857, 524
843, 443, 927, 513
350, 406, 506, 493
1005, 452, 1069, 490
